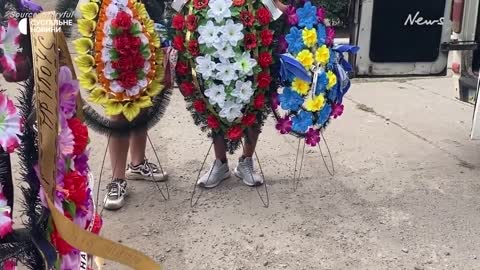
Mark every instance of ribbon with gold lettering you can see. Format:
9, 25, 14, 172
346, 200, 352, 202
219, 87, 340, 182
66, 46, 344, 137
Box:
30, 11, 161, 270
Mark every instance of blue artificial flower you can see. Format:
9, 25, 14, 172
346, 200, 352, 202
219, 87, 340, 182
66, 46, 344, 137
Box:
327, 49, 337, 70
315, 71, 328, 96
297, 1, 317, 29
292, 110, 313, 133
286, 27, 304, 54
317, 103, 332, 126
279, 87, 304, 111
328, 81, 339, 102
316, 24, 326, 46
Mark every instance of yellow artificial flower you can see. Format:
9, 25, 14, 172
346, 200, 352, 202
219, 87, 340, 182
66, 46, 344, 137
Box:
327, 70, 337, 89
146, 80, 164, 97
88, 87, 109, 104
77, 19, 96, 38
302, 28, 317, 48
315, 45, 330, 65
105, 101, 124, 116
75, 55, 95, 73
79, 72, 97, 90
151, 31, 161, 48
291, 78, 310, 95
144, 18, 155, 35
73, 38, 93, 54
296, 49, 314, 69
135, 95, 154, 109
305, 95, 325, 112
134, 2, 149, 20
122, 102, 141, 122
79, 2, 99, 20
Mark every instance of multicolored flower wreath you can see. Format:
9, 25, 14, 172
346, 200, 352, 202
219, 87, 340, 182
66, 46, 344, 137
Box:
272, 1, 358, 147
172, 0, 277, 143
75, 0, 165, 121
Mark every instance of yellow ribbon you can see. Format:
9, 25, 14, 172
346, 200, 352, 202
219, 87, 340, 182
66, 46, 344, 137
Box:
30, 12, 161, 270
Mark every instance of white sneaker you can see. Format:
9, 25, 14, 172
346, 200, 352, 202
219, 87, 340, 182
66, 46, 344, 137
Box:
126, 159, 168, 182
197, 159, 230, 188
234, 157, 264, 187
103, 179, 128, 211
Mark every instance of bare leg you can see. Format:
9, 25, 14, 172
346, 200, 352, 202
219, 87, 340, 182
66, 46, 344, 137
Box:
213, 134, 228, 162
129, 127, 148, 166
242, 128, 260, 158
109, 116, 129, 179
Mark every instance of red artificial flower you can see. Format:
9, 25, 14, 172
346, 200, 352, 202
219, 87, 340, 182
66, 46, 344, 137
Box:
233, 0, 245, 6
63, 171, 89, 207
244, 33, 257, 50
240, 11, 255, 27
257, 72, 271, 89
186, 14, 198, 31
188, 39, 200, 57
260, 29, 273, 46
111, 11, 132, 31
51, 227, 75, 255
180, 81, 195, 97
193, 100, 207, 113
131, 52, 145, 68
193, 0, 208, 9
118, 70, 139, 89
90, 213, 103, 235
67, 118, 89, 156
113, 34, 141, 55
241, 113, 256, 126
207, 115, 220, 129
227, 126, 243, 141
256, 7, 271, 25
175, 61, 189, 76
173, 35, 185, 52
258, 51, 273, 68
172, 14, 185, 30
253, 93, 265, 109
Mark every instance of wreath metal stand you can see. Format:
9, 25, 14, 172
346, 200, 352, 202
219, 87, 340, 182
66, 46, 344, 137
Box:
292, 131, 335, 191
190, 142, 270, 208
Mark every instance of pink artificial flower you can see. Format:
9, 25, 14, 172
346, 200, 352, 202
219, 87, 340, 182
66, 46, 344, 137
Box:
2, 259, 16, 270
61, 250, 81, 270
58, 66, 80, 119
326, 26, 335, 46
305, 128, 320, 147
316, 7, 326, 22
331, 103, 344, 118
0, 19, 22, 73
271, 92, 280, 110
0, 186, 13, 238
285, 6, 298, 26
0, 93, 21, 153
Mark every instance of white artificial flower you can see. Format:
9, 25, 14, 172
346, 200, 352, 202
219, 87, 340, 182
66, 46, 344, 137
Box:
213, 42, 235, 59
104, 62, 116, 80
101, 48, 112, 62
221, 19, 244, 46
215, 58, 238, 84
126, 85, 141, 97
219, 99, 243, 122
143, 61, 151, 74
198, 20, 219, 45
207, 0, 233, 23
231, 80, 254, 103
195, 55, 216, 79
106, 4, 119, 18
110, 81, 125, 94
235, 52, 257, 76
204, 83, 227, 108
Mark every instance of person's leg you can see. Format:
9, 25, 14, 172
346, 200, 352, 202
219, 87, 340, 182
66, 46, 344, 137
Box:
235, 127, 264, 186
197, 134, 230, 188
241, 127, 260, 158
129, 127, 148, 166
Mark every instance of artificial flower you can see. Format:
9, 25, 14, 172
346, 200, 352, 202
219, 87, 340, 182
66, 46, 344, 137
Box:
326, 70, 337, 89
256, 7, 271, 25
253, 93, 265, 109
257, 72, 271, 89
292, 110, 313, 133
0, 19, 22, 73
317, 7, 325, 22
172, 35, 185, 51
186, 14, 198, 31
279, 87, 304, 111
195, 55, 216, 79
231, 80, 254, 103
316, 23, 326, 45
90, 213, 103, 234
59, 66, 80, 118
204, 84, 226, 107
302, 28, 317, 48
260, 29, 274, 46
68, 118, 89, 156
271, 92, 280, 110
233, 0, 245, 6
222, 19, 244, 46
331, 103, 344, 118
326, 26, 335, 46
227, 126, 243, 140
118, 70, 138, 89
242, 113, 256, 126
291, 78, 310, 95
74, 152, 90, 177
297, 1, 317, 29
213, 42, 235, 59
0, 187, 12, 238
258, 51, 273, 68
207, 0, 233, 23
188, 39, 200, 57
112, 11, 132, 31
180, 81, 196, 97
172, 14, 185, 30
305, 94, 325, 112
276, 35, 288, 54
198, 21, 219, 45
113, 34, 141, 55
285, 6, 298, 25
235, 52, 257, 76
276, 116, 292, 134
328, 48, 337, 67
317, 103, 332, 125
58, 118, 74, 157
61, 251, 81, 270
194, 0, 209, 9
219, 99, 243, 122
207, 115, 220, 129
2, 259, 16, 270
51, 226, 75, 255
18, 0, 43, 12
315, 45, 330, 65
63, 171, 89, 208
175, 61, 189, 76
0, 93, 21, 154
305, 128, 320, 146
296, 49, 314, 69
285, 27, 303, 54
193, 100, 207, 113
315, 71, 328, 95
215, 59, 238, 84
240, 11, 255, 27
244, 33, 257, 50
